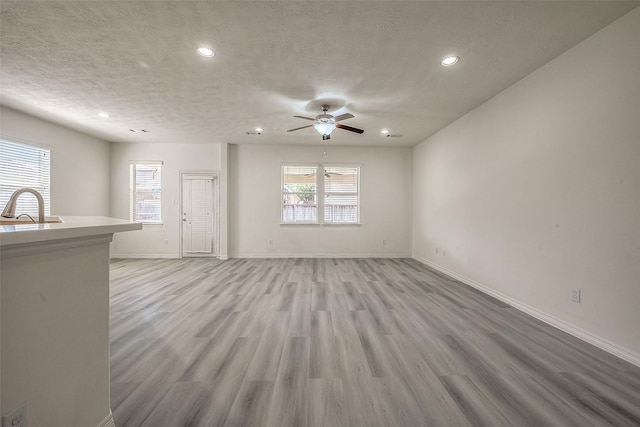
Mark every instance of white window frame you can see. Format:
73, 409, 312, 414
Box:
129, 161, 163, 224
281, 163, 360, 225
0, 138, 51, 217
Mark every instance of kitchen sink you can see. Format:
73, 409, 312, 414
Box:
0, 216, 64, 225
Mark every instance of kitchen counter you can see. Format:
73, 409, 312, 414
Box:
0, 215, 141, 247
1, 216, 141, 427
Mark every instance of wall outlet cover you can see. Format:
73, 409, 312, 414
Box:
570, 288, 581, 303
2, 401, 27, 427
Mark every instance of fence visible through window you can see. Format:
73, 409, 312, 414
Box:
282, 164, 360, 224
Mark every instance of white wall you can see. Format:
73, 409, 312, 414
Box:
230, 144, 412, 257
0, 106, 110, 216
412, 8, 640, 363
1, 237, 114, 427
110, 142, 223, 257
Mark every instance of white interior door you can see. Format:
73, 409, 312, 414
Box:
181, 173, 217, 257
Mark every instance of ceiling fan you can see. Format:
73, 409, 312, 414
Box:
287, 105, 364, 140
304, 171, 342, 178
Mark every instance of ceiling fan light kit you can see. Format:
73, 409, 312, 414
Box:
287, 104, 364, 140
313, 118, 336, 137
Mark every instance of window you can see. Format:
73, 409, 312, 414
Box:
130, 162, 162, 223
281, 164, 360, 224
282, 165, 317, 223
0, 139, 50, 216
324, 166, 359, 224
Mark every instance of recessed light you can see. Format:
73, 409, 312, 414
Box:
98, 112, 110, 118
255, 128, 263, 133
381, 129, 389, 134
197, 47, 215, 57
441, 56, 459, 66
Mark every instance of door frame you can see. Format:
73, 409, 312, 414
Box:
179, 171, 220, 258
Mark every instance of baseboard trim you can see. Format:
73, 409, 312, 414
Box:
97, 411, 115, 427
413, 256, 640, 368
230, 253, 410, 259
110, 253, 410, 260
110, 253, 179, 259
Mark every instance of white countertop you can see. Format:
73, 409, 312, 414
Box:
0, 216, 142, 247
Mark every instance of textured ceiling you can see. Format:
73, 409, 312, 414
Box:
1, 1, 638, 147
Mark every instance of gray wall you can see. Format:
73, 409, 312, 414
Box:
230, 144, 413, 257
412, 8, 640, 362
109, 141, 223, 257
1, 106, 110, 216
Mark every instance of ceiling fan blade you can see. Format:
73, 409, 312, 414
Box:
293, 115, 315, 121
286, 124, 313, 132
333, 113, 354, 122
336, 123, 364, 134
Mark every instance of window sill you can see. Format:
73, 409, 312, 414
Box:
279, 222, 361, 226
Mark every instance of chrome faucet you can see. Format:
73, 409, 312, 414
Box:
1, 188, 45, 223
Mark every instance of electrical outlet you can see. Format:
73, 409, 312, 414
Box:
2, 401, 27, 427
570, 288, 581, 303
435, 248, 439, 254
443, 250, 446, 257
382, 239, 386, 246
268, 239, 273, 246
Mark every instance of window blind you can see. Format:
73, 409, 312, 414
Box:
0, 139, 51, 216
130, 162, 162, 223
324, 166, 359, 224
282, 165, 318, 223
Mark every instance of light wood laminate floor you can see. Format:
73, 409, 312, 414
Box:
110, 258, 640, 427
